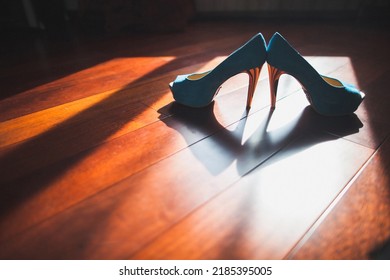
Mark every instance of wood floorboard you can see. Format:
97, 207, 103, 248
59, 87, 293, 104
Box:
1, 60, 377, 243
0, 20, 389, 259
289, 137, 390, 259
0, 90, 374, 259
0, 48, 362, 239
132, 132, 373, 260
0, 29, 259, 121
0, 84, 291, 242
0, 82, 253, 241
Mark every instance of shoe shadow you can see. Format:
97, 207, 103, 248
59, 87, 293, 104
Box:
158, 101, 363, 177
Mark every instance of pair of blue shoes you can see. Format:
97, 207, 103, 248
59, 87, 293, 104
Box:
169, 33, 365, 116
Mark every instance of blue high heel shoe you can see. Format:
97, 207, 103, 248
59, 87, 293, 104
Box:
267, 32, 365, 116
169, 33, 267, 109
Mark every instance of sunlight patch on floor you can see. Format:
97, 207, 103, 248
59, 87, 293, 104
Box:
0, 57, 176, 149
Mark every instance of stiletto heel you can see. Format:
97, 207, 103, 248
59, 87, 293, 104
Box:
267, 64, 285, 109
245, 66, 262, 109
169, 33, 267, 108
267, 32, 365, 116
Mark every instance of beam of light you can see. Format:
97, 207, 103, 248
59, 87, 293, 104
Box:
0, 56, 176, 149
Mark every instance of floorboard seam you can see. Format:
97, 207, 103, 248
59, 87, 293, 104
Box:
284, 140, 381, 259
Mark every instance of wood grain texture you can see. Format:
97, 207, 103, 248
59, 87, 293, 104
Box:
0, 20, 389, 259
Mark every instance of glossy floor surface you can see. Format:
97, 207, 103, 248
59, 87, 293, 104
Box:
0, 20, 389, 259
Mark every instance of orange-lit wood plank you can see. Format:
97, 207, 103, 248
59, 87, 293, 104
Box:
0, 58, 246, 175
0, 99, 162, 181
0, 32, 257, 122
0, 56, 173, 122
0, 91, 307, 258
0, 55, 250, 149
0, 90, 373, 259
0, 90, 159, 149
289, 137, 390, 259
0, 53, 356, 149
132, 134, 373, 260
0, 84, 252, 241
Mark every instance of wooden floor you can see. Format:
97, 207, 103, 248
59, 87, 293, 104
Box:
0, 20, 389, 260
